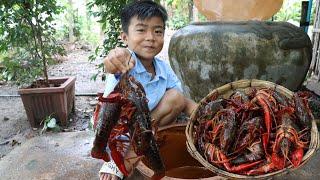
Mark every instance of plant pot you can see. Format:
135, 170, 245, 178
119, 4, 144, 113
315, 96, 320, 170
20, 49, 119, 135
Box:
136, 123, 220, 179
18, 76, 76, 127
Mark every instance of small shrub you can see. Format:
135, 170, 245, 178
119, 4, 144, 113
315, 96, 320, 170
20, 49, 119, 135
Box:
0, 0, 65, 87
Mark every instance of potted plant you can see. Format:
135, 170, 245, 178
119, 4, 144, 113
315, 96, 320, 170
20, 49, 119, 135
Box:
0, 1, 75, 127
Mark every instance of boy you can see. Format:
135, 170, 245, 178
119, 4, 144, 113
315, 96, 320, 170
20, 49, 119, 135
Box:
99, 1, 197, 179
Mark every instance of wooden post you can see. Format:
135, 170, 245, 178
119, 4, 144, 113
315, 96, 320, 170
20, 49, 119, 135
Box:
309, 0, 320, 80
300, 1, 309, 32
68, 0, 75, 43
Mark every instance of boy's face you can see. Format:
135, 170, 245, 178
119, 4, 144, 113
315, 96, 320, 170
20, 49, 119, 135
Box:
121, 16, 164, 62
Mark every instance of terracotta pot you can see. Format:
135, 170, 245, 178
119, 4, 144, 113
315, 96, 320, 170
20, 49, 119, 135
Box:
136, 123, 221, 179
193, 0, 283, 21
18, 76, 76, 127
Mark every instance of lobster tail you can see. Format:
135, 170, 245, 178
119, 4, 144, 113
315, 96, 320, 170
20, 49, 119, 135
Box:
142, 131, 166, 175
91, 100, 122, 161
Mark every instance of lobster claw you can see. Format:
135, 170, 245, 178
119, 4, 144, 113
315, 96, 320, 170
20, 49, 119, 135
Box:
271, 152, 285, 170
111, 149, 129, 176
262, 133, 269, 155
291, 147, 304, 167
91, 149, 111, 162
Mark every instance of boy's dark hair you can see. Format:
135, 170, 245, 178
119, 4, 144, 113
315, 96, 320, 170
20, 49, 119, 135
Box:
121, 0, 168, 33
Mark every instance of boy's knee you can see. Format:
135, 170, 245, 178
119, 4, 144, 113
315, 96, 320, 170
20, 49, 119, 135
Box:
164, 89, 185, 111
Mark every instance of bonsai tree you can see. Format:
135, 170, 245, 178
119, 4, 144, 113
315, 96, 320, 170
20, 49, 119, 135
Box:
87, 0, 129, 81
0, 0, 64, 87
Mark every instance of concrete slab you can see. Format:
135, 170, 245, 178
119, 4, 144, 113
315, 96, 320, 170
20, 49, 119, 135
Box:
306, 76, 320, 96
274, 149, 320, 179
0, 131, 103, 180
1, 130, 320, 180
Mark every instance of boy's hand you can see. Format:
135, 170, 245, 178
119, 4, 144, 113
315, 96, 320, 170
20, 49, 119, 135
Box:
104, 47, 135, 74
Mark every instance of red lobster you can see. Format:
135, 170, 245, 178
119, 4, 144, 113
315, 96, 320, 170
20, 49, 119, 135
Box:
273, 108, 308, 168
252, 89, 277, 155
204, 143, 263, 173
293, 92, 313, 129
247, 108, 308, 175
91, 73, 165, 179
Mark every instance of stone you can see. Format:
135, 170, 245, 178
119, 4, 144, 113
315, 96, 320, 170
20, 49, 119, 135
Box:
89, 100, 98, 106
0, 131, 102, 179
169, 21, 312, 101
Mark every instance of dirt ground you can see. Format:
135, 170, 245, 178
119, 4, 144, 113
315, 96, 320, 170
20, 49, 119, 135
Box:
0, 48, 100, 160
0, 30, 173, 161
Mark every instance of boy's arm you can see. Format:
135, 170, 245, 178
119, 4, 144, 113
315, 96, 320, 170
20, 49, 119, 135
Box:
162, 61, 197, 116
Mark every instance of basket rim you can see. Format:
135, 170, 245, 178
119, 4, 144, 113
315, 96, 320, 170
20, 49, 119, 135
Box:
185, 79, 320, 178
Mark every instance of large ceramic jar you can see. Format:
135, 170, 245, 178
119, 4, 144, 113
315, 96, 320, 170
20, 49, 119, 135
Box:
193, 0, 283, 21
169, 21, 312, 101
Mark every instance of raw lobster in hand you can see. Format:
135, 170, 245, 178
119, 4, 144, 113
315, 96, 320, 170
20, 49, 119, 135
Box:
91, 73, 165, 179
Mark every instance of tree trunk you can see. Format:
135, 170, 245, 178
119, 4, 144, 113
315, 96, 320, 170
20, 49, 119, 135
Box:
188, 0, 193, 22
193, 3, 199, 22
85, 0, 91, 32
99, 6, 105, 42
68, 0, 75, 43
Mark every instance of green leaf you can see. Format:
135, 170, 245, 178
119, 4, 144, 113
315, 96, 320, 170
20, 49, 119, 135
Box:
94, 46, 100, 55
47, 118, 57, 128
90, 73, 98, 81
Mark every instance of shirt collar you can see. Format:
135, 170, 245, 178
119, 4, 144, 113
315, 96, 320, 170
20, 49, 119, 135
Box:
128, 49, 166, 80
153, 57, 166, 80
133, 54, 148, 74
127, 48, 146, 74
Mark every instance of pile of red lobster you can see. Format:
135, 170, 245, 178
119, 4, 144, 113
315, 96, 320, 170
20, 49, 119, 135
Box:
91, 73, 165, 179
194, 88, 314, 175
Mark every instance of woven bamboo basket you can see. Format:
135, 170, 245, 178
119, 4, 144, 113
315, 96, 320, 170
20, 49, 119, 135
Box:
186, 79, 320, 178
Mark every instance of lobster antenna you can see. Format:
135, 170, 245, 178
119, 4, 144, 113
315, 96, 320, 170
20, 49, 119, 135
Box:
127, 50, 134, 66
121, 48, 136, 79
126, 45, 138, 66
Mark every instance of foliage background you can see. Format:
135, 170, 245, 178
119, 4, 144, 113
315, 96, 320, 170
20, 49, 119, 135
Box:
0, 0, 317, 84
0, 0, 64, 86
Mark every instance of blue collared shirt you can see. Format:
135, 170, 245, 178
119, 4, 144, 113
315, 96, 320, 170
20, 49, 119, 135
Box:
103, 52, 183, 111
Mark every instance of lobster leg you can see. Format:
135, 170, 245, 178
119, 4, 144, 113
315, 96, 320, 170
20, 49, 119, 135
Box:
110, 141, 129, 176
246, 162, 275, 175
256, 95, 272, 154
219, 153, 263, 173
291, 147, 304, 167
262, 133, 269, 155
246, 152, 284, 175
210, 123, 223, 143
